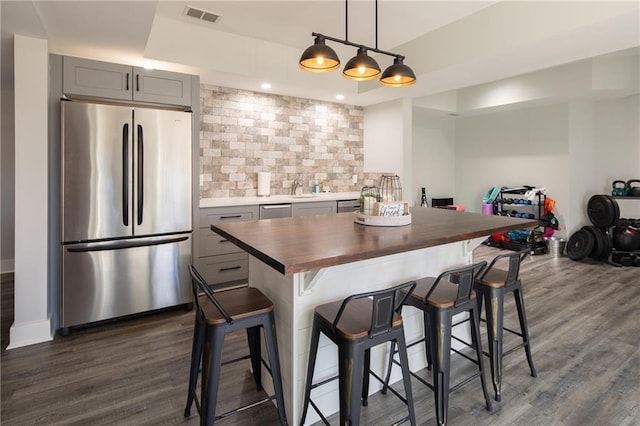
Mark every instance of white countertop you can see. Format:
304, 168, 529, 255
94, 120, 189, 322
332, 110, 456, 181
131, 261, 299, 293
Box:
199, 192, 361, 208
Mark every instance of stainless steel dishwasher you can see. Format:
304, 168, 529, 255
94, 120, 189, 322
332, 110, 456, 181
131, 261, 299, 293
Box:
259, 203, 292, 219
337, 199, 361, 213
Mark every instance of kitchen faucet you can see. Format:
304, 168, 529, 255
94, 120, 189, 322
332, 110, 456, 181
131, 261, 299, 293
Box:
291, 178, 303, 195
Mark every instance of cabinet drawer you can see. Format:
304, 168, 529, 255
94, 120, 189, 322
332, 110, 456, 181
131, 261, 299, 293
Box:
199, 228, 243, 256
199, 205, 259, 227
199, 253, 248, 285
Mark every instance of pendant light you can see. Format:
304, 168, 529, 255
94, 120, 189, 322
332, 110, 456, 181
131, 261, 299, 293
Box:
342, 47, 380, 81
299, 0, 416, 87
298, 35, 340, 72
380, 57, 416, 87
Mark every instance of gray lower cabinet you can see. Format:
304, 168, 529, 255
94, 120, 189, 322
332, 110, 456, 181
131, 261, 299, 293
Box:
292, 200, 337, 216
63, 56, 192, 106
198, 205, 259, 287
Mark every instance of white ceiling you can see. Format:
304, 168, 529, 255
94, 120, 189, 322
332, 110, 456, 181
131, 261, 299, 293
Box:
2, 1, 639, 107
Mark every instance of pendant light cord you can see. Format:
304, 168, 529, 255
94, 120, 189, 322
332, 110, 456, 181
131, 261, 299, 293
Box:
375, 0, 378, 50
345, 0, 349, 42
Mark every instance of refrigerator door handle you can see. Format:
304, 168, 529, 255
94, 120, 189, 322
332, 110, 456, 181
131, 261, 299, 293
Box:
66, 235, 188, 253
137, 124, 144, 226
122, 123, 129, 226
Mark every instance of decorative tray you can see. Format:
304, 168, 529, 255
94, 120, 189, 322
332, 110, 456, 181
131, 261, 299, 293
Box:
354, 211, 412, 227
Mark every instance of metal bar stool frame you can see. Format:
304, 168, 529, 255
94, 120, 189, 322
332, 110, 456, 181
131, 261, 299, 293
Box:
184, 265, 288, 425
299, 280, 418, 426
475, 248, 537, 402
383, 262, 492, 426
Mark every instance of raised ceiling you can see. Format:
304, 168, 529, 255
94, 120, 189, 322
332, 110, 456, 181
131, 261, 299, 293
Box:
2, 1, 639, 107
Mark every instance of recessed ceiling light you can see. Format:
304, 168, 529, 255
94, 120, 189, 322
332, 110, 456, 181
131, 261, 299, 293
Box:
335, 94, 345, 100
261, 83, 272, 90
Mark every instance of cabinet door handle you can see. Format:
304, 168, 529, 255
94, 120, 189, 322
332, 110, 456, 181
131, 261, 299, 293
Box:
219, 266, 241, 272
136, 74, 140, 92
126, 73, 130, 91
220, 215, 242, 220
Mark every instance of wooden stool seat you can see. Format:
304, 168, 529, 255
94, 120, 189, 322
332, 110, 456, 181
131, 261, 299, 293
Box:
408, 277, 477, 308
200, 287, 273, 325
315, 297, 403, 339
480, 268, 510, 288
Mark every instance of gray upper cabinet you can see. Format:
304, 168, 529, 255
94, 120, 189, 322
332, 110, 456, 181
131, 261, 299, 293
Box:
133, 67, 192, 106
63, 56, 191, 106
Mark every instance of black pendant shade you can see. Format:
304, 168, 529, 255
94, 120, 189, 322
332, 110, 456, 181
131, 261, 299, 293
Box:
380, 57, 416, 87
342, 47, 381, 81
298, 36, 340, 72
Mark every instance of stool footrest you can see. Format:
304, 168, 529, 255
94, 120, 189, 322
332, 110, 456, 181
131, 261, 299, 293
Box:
214, 395, 276, 421
369, 370, 409, 406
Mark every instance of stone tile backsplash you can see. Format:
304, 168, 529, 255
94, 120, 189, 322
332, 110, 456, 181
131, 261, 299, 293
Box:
199, 85, 381, 198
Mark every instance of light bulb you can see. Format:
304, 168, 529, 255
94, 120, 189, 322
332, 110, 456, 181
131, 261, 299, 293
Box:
317, 57, 325, 65
358, 66, 366, 74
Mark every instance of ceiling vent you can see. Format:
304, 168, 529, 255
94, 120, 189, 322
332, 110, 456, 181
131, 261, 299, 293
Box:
184, 5, 221, 24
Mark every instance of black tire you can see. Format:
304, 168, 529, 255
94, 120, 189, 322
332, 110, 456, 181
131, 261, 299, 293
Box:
567, 229, 594, 261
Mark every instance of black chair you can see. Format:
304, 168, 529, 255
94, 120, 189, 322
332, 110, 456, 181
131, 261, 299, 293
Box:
383, 262, 492, 426
184, 265, 288, 425
299, 281, 417, 426
475, 249, 537, 402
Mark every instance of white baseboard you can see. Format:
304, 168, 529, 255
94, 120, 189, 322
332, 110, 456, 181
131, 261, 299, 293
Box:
7, 316, 53, 349
1, 258, 15, 274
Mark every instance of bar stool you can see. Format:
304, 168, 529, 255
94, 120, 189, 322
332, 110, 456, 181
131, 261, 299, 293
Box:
299, 281, 417, 426
184, 265, 288, 425
383, 262, 492, 426
475, 249, 537, 402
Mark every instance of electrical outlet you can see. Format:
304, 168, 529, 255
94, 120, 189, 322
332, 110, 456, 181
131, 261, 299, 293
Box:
352, 174, 358, 184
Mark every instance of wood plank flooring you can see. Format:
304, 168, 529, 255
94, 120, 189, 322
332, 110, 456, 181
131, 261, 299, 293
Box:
2, 245, 639, 425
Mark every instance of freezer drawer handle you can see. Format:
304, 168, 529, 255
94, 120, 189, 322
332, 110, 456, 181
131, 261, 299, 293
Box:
122, 124, 129, 226
219, 266, 242, 272
66, 236, 188, 252
137, 124, 144, 225
220, 215, 242, 220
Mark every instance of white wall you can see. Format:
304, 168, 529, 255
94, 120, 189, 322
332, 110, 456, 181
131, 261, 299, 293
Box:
455, 104, 570, 221
364, 98, 415, 204
412, 108, 456, 205
363, 99, 404, 177
435, 95, 639, 236
594, 95, 640, 219
9, 35, 52, 348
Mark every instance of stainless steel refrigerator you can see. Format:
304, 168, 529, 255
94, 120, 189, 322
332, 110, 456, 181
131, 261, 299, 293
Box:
60, 100, 192, 330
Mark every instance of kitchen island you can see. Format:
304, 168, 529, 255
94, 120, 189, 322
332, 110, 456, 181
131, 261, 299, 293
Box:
211, 207, 536, 424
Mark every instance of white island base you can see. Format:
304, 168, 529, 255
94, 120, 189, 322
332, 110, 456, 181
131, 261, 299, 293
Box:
250, 237, 486, 425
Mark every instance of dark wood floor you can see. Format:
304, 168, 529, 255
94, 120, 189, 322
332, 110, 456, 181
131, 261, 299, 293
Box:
2, 245, 639, 425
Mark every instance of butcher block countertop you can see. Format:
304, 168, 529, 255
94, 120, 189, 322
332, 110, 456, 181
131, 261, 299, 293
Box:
210, 207, 537, 276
